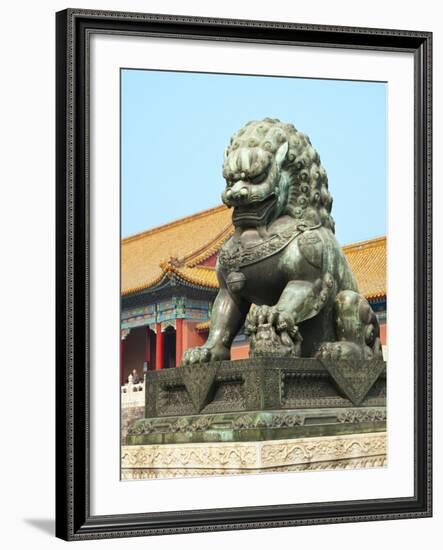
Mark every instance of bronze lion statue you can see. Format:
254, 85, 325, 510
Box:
181, 118, 382, 364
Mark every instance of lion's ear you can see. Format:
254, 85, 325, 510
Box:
275, 141, 289, 168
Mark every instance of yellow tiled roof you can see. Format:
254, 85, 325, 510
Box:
162, 265, 219, 289
122, 206, 386, 300
121, 205, 232, 295
196, 320, 211, 332
343, 236, 386, 300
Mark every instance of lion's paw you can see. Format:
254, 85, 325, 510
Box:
245, 305, 298, 339
316, 341, 367, 361
181, 347, 212, 366
180, 345, 229, 366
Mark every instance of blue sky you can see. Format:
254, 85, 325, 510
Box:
121, 69, 386, 245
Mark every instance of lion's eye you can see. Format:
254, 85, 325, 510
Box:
251, 171, 267, 184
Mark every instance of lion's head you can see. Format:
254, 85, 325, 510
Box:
221, 118, 334, 232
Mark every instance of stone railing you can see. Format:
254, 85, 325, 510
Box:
121, 375, 145, 408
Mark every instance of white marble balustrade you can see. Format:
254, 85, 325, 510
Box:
121, 374, 145, 407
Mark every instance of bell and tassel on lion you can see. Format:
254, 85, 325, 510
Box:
181, 118, 382, 366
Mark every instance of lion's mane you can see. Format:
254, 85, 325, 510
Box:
223, 118, 335, 232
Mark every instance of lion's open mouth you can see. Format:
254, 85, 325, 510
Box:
232, 195, 277, 226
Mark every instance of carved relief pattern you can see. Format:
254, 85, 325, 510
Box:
320, 359, 386, 405
245, 368, 263, 410
262, 368, 281, 409
158, 385, 194, 416
121, 443, 257, 469
261, 433, 386, 467
203, 380, 245, 413
336, 409, 387, 423
128, 411, 307, 436
127, 420, 153, 436
121, 455, 387, 479
283, 372, 334, 395
145, 379, 157, 417
283, 397, 350, 409
122, 432, 387, 475
128, 407, 384, 438
181, 363, 218, 412
214, 381, 244, 404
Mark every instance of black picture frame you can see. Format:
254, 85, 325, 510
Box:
55, 8, 432, 541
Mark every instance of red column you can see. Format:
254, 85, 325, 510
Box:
145, 327, 151, 370
120, 338, 125, 385
176, 318, 184, 367
155, 323, 164, 370
150, 332, 156, 370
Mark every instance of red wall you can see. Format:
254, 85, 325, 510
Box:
183, 321, 206, 350
123, 327, 145, 382
231, 343, 250, 360
198, 252, 218, 267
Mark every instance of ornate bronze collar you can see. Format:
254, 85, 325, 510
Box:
218, 222, 320, 272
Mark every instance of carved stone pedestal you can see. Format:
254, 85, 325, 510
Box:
121, 431, 387, 479
124, 359, 387, 477
140, 357, 386, 421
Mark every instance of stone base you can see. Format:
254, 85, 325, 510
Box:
121, 431, 387, 480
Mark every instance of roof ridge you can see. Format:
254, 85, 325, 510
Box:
342, 235, 386, 252
122, 204, 227, 244
184, 225, 234, 267
182, 264, 216, 271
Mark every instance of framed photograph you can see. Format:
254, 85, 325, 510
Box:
55, 8, 432, 541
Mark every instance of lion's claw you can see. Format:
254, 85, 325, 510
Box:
181, 347, 212, 365
180, 344, 230, 366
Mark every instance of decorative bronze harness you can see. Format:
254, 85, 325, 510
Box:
218, 222, 321, 293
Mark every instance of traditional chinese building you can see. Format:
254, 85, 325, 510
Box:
121, 205, 387, 383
